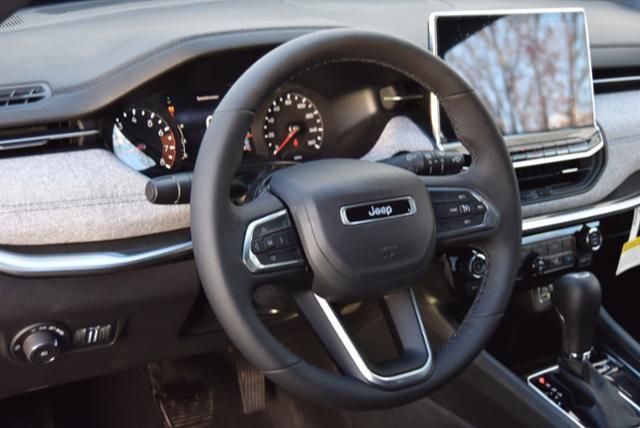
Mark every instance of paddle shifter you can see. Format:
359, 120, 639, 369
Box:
552, 272, 640, 427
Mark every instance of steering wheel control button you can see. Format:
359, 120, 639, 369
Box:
472, 201, 487, 214
441, 191, 471, 203
445, 204, 461, 217
429, 188, 497, 237
263, 236, 277, 251
451, 214, 483, 229
257, 247, 303, 265
243, 210, 304, 273
251, 239, 266, 254
253, 214, 291, 239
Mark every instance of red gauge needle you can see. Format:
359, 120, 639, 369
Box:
274, 127, 299, 155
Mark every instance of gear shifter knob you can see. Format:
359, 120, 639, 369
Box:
553, 272, 602, 358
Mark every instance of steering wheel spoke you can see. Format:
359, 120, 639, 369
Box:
422, 174, 501, 247
294, 288, 433, 390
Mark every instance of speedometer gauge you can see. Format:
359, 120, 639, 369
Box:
112, 108, 186, 173
263, 92, 324, 161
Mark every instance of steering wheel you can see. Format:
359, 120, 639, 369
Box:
191, 29, 521, 410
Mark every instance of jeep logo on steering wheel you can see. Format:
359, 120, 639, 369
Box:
368, 204, 394, 218
340, 197, 417, 225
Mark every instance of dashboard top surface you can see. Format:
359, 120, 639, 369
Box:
1, 0, 640, 128
0, 0, 639, 248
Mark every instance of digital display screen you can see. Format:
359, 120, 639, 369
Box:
164, 89, 224, 146
434, 11, 594, 138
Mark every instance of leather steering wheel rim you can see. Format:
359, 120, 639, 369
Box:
191, 29, 521, 410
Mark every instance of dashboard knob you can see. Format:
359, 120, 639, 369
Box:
22, 331, 60, 365
528, 253, 546, 276
455, 250, 487, 280
578, 226, 603, 252
466, 252, 487, 279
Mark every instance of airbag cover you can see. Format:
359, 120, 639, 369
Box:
269, 159, 435, 302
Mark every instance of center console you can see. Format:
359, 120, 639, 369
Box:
528, 351, 640, 426
524, 272, 640, 427
428, 8, 640, 427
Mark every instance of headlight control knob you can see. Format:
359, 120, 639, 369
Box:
22, 331, 60, 364
10, 323, 69, 365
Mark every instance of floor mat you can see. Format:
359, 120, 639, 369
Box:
0, 352, 472, 428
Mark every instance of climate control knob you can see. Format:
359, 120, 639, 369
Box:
22, 331, 60, 365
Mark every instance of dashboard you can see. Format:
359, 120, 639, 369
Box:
3, 0, 640, 407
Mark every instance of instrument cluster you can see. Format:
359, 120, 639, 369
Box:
110, 83, 334, 177
107, 54, 432, 178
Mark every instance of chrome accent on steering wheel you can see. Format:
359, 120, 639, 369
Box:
313, 288, 433, 389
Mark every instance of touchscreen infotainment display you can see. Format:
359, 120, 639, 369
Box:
431, 10, 594, 141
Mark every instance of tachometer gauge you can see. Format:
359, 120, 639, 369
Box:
112, 108, 186, 172
263, 92, 324, 161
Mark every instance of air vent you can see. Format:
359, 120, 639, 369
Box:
0, 121, 99, 152
0, 84, 51, 108
593, 68, 640, 93
517, 154, 604, 204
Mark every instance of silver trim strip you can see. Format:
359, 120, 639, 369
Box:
339, 196, 417, 226
1, 192, 639, 276
382, 94, 424, 102
313, 289, 433, 388
522, 193, 640, 233
594, 75, 640, 85
428, 8, 598, 152
0, 129, 100, 150
0, 241, 193, 277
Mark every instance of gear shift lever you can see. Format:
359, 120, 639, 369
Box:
553, 272, 602, 364
552, 272, 640, 427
